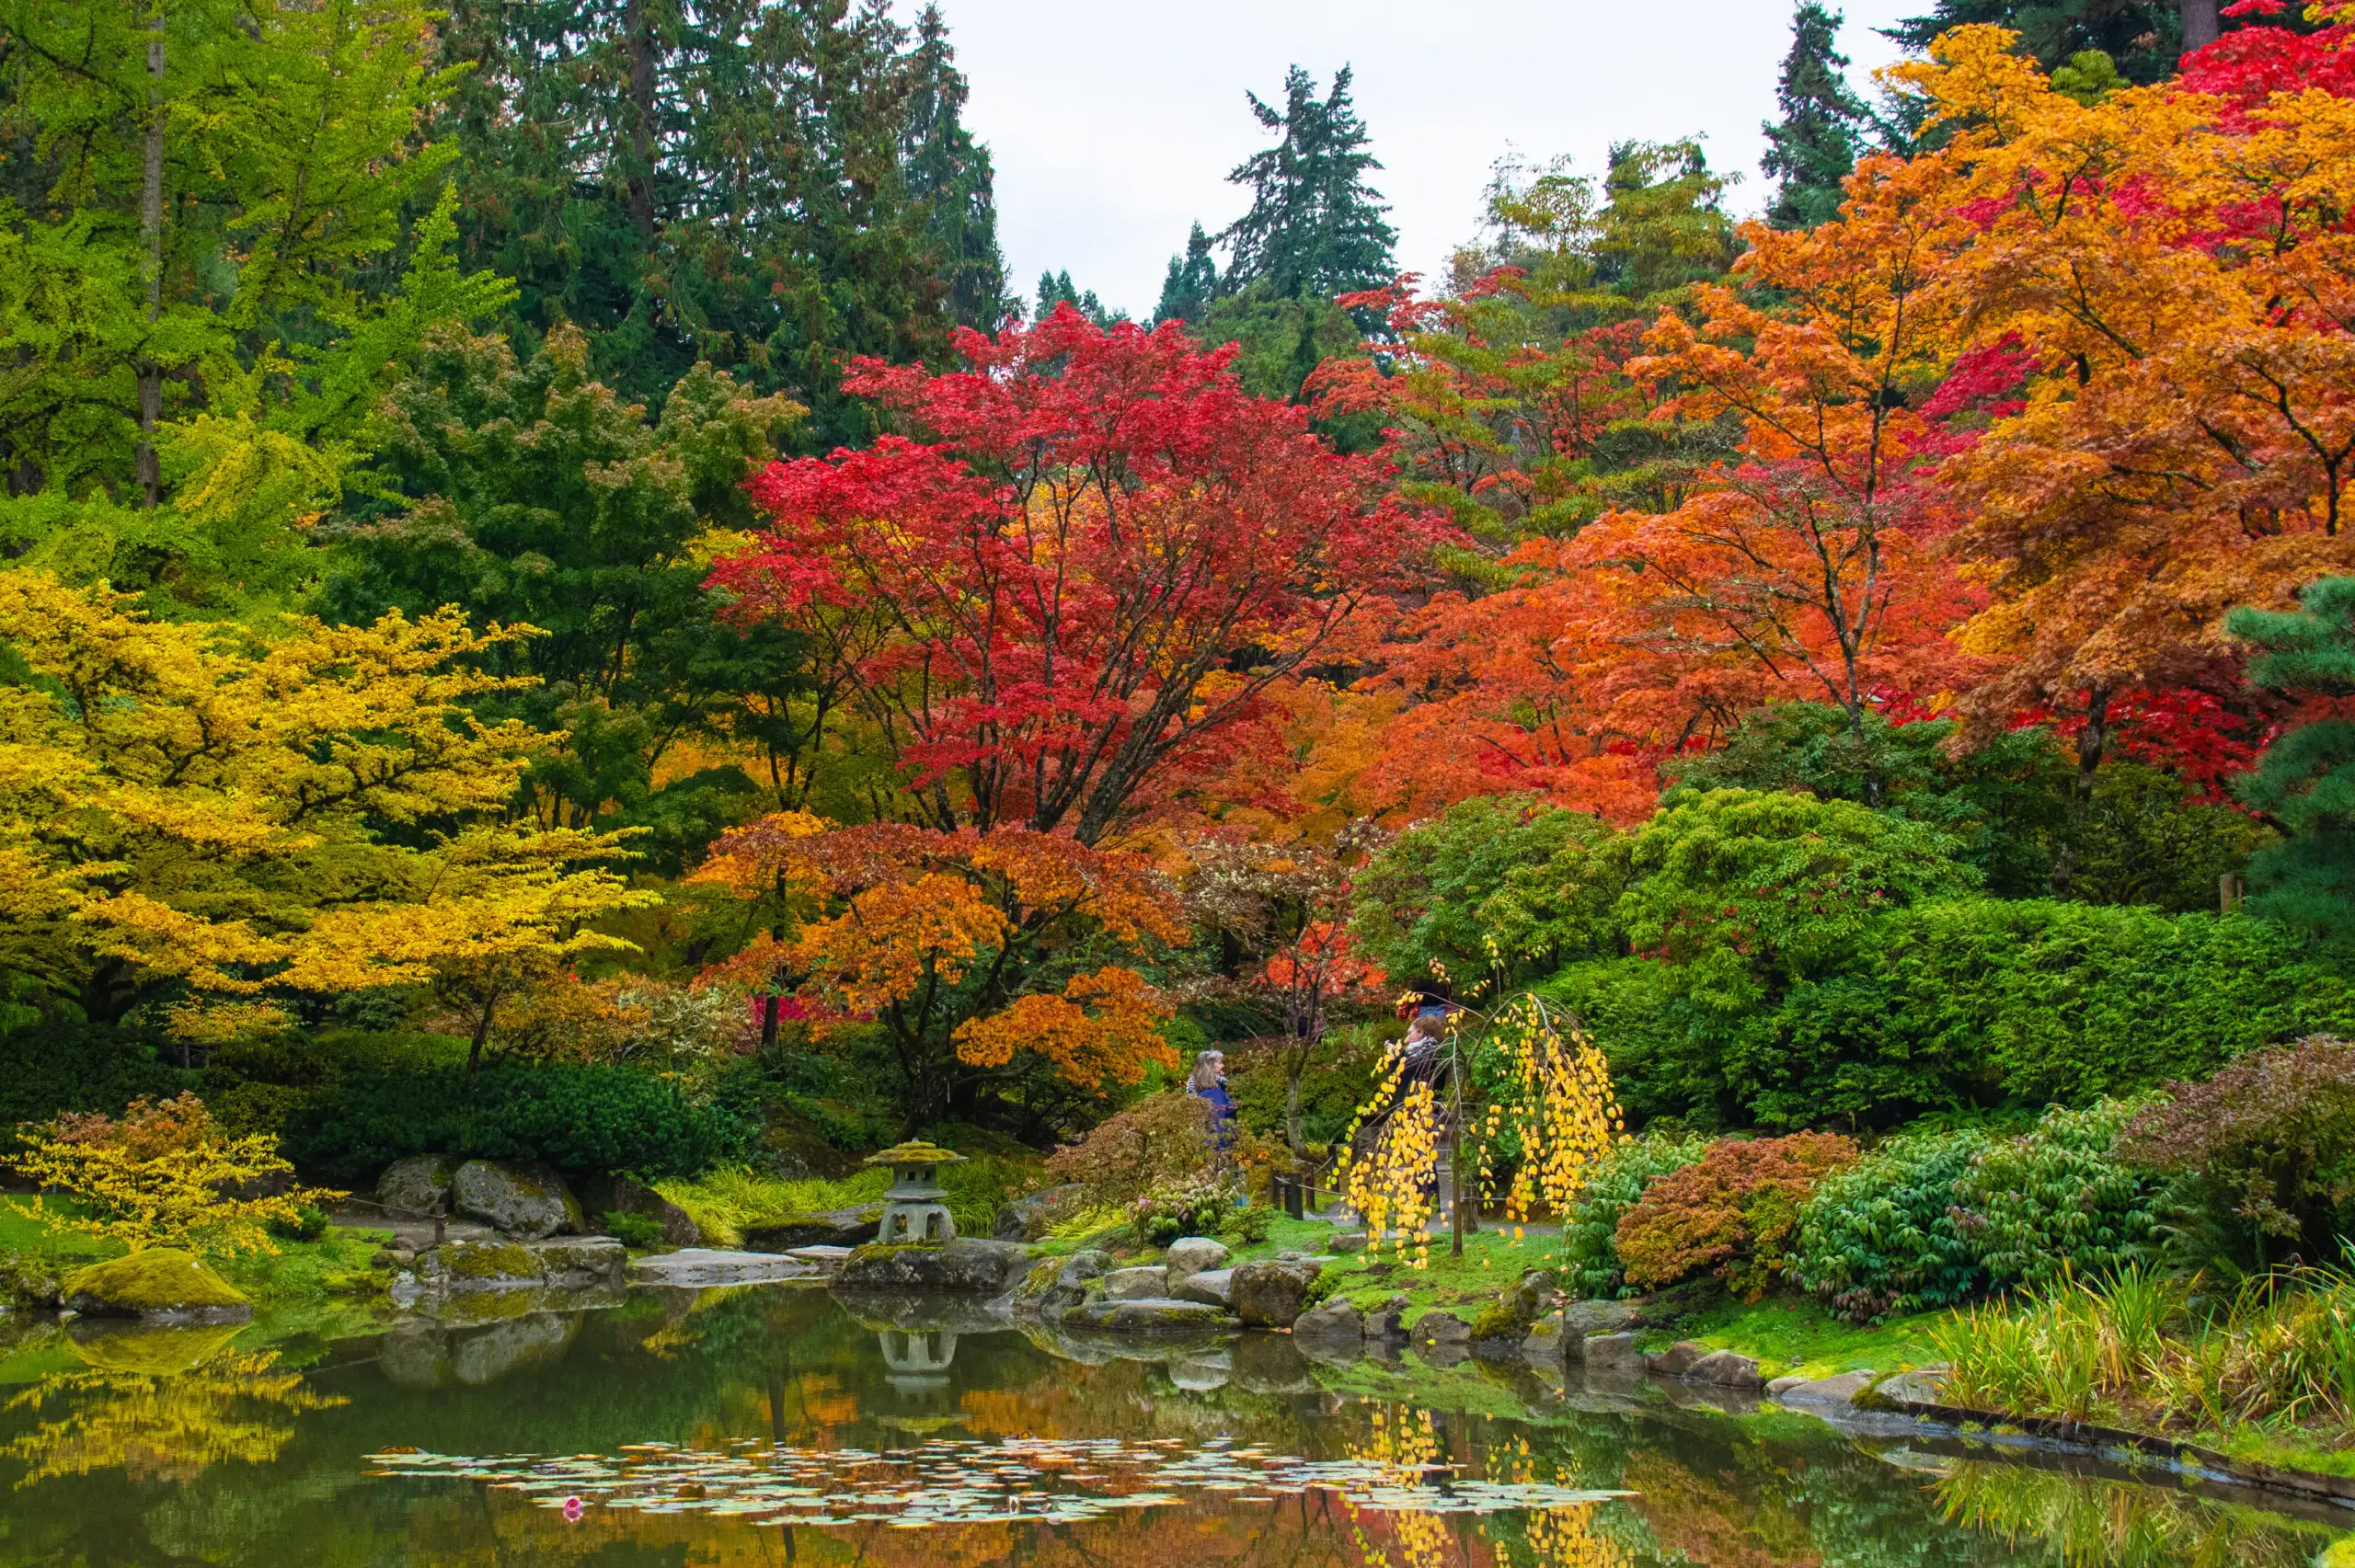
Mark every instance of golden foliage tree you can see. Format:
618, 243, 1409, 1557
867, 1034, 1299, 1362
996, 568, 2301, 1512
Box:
0, 572, 654, 1035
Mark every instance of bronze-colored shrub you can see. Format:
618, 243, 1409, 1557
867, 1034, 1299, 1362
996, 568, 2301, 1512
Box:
1043, 1093, 1219, 1207
1614, 1131, 1859, 1299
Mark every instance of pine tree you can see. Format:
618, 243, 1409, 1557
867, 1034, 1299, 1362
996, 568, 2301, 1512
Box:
1763, 4, 1870, 230
1033, 270, 1122, 326
2227, 579, 2355, 946
431, 0, 955, 447
1155, 223, 1221, 326
1220, 65, 1396, 301
901, 5, 1010, 331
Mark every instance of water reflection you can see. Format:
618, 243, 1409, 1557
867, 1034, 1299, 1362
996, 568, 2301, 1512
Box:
0, 1283, 2345, 1567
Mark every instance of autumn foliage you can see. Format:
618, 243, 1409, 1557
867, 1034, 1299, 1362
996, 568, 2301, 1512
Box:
1614, 1131, 1860, 1299
693, 817, 1186, 1116
709, 307, 1448, 844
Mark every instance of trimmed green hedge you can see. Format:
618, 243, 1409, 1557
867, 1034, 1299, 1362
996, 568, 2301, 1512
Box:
1544, 901, 2355, 1129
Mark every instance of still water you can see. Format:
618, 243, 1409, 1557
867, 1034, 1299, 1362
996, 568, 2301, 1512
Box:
0, 1282, 2346, 1567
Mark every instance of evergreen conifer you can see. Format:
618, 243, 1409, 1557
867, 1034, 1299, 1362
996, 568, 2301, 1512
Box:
1763, 4, 1870, 230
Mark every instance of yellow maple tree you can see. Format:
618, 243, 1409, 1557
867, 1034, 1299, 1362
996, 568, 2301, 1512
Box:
0, 572, 654, 1038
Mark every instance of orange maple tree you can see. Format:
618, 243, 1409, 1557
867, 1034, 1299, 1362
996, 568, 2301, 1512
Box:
1900, 18, 2355, 768
692, 818, 1186, 1124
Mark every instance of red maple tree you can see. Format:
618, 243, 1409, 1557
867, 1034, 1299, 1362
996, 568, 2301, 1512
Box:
706, 306, 1446, 844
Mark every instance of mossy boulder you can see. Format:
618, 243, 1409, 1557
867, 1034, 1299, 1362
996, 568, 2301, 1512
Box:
377, 1154, 462, 1218
1011, 1249, 1106, 1319
1470, 1267, 1559, 1345
833, 1238, 1027, 1294
741, 1204, 884, 1252
450, 1160, 581, 1240
416, 1237, 626, 1294
64, 1250, 252, 1323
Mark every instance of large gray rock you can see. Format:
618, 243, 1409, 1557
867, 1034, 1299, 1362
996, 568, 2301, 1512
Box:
833, 1238, 1028, 1295
1059, 1297, 1233, 1333
377, 1155, 460, 1219
1648, 1339, 1711, 1378
742, 1205, 884, 1252
1687, 1349, 1765, 1388
627, 1248, 816, 1287
994, 1184, 1087, 1241
1413, 1310, 1472, 1347
1173, 1267, 1235, 1308
1164, 1237, 1230, 1280
1330, 1231, 1369, 1253
450, 1160, 581, 1240
1231, 1258, 1321, 1328
1011, 1250, 1107, 1318
1472, 1268, 1559, 1346
416, 1237, 627, 1294
1522, 1310, 1571, 1360
1562, 1299, 1638, 1337
1777, 1369, 1878, 1407
1362, 1294, 1410, 1342
1866, 1368, 1950, 1410
1102, 1265, 1168, 1302
1582, 1332, 1644, 1373
1292, 1297, 1364, 1341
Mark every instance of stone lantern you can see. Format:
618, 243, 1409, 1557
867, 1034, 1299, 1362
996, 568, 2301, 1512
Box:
867, 1141, 966, 1244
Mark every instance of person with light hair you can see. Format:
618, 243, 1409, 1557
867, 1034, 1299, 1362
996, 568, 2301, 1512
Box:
1187, 1048, 1236, 1149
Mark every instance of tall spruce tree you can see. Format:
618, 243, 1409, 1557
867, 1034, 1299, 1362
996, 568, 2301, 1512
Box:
901, 5, 1010, 331
431, 0, 954, 447
1219, 65, 1396, 302
1763, 4, 1870, 229
1155, 223, 1221, 326
1032, 270, 1121, 326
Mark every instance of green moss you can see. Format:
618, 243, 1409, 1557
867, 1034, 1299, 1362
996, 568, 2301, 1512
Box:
65, 1249, 248, 1311
447, 1243, 537, 1280
1626, 1297, 1947, 1380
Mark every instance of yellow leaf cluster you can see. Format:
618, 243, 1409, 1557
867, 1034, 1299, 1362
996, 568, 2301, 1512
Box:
0, 572, 655, 1007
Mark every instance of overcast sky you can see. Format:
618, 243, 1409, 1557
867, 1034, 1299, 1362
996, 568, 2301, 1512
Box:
923, 0, 1925, 320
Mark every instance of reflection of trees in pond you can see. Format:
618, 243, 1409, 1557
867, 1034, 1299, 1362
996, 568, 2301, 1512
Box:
1345, 1403, 1624, 1568
1, 1332, 344, 1487
1936, 1460, 2343, 1568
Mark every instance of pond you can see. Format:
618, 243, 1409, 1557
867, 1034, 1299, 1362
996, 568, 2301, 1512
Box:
0, 1281, 2347, 1567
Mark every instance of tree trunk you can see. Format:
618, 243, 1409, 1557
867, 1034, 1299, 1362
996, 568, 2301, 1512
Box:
136, 5, 166, 508
466, 991, 499, 1073
760, 990, 781, 1050
2051, 685, 2111, 900
1284, 1058, 1304, 1157
622, 0, 660, 243
2180, 0, 2221, 53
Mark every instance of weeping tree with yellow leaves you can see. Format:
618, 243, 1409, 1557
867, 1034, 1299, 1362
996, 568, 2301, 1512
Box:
0, 572, 656, 1049
1339, 984, 1623, 1267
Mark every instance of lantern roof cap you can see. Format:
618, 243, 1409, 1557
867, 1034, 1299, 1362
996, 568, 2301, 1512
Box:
864, 1140, 967, 1168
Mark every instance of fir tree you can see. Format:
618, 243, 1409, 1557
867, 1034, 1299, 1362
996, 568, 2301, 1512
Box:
1763, 4, 1870, 230
1033, 270, 1121, 326
1220, 65, 1396, 301
431, 0, 953, 447
901, 5, 1011, 331
2228, 579, 2355, 947
1155, 223, 1221, 326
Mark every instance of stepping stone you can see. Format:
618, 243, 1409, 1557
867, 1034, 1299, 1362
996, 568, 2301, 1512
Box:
785, 1245, 855, 1263
628, 1248, 817, 1287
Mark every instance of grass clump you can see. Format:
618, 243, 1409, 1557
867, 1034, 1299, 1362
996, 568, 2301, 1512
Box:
1934, 1265, 2355, 1459
654, 1168, 890, 1246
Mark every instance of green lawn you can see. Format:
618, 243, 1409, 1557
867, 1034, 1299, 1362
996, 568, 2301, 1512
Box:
1630, 1295, 1947, 1380
0, 1193, 391, 1306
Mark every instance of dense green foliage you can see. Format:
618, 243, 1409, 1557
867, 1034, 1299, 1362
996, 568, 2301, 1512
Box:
1961, 1099, 2164, 1292
1561, 1131, 1710, 1298
1762, 3, 1873, 229
1795, 1126, 1993, 1319
2230, 578, 2355, 948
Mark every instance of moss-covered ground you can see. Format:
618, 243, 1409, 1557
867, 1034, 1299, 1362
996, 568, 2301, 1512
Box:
0, 1194, 391, 1308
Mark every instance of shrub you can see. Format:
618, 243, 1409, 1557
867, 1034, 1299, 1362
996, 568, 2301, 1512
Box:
2119, 1036, 2355, 1273
603, 1210, 667, 1249
1043, 1092, 1218, 1207
276, 1059, 755, 1182
1130, 1180, 1232, 1245
1795, 1127, 1993, 1322
266, 1202, 331, 1243
1228, 1201, 1277, 1246
0, 1025, 191, 1147
1614, 1132, 1859, 1299
1956, 1099, 2163, 1293
5, 1093, 341, 1256
1561, 1131, 1710, 1298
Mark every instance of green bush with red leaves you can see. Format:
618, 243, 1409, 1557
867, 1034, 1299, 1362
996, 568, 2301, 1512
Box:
1614, 1131, 1860, 1299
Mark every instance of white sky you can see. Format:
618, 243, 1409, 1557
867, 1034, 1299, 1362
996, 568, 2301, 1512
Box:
925, 0, 1924, 319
